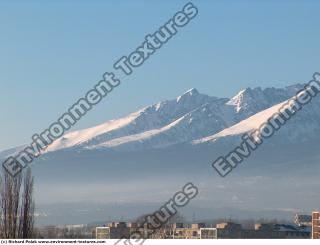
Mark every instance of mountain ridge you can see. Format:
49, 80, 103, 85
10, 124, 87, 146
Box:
0, 83, 315, 157
3, 84, 319, 225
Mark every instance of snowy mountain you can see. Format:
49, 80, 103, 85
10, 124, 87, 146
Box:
45, 88, 220, 152
41, 84, 313, 153
1, 83, 316, 157
194, 87, 320, 145
3, 84, 320, 225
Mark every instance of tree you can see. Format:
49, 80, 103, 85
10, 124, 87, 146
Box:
0, 168, 35, 238
18, 168, 35, 238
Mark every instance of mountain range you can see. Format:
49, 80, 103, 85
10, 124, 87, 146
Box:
1, 84, 320, 225
1, 83, 311, 155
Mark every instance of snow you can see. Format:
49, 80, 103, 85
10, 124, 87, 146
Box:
90, 116, 185, 149
46, 113, 139, 152
41, 88, 216, 151
176, 88, 199, 102
226, 89, 247, 112
192, 99, 288, 144
2, 84, 315, 155
41, 86, 308, 152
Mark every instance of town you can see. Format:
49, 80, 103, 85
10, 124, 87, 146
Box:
35, 211, 320, 239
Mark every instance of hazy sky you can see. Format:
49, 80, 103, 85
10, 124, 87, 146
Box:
1, 0, 320, 149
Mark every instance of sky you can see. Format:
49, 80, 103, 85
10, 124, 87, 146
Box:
0, 0, 320, 150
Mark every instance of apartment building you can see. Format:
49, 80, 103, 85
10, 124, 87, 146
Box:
312, 211, 320, 239
95, 227, 110, 239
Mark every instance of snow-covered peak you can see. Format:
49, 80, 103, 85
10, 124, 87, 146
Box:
183, 88, 199, 96
44, 89, 216, 152
2, 83, 315, 156
226, 85, 304, 119
176, 88, 203, 102
226, 87, 271, 113
193, 100, 288, 144
226, 88, 250, 112
193, 85, 320, 145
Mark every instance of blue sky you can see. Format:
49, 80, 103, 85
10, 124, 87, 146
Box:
1, 0, 319, 149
